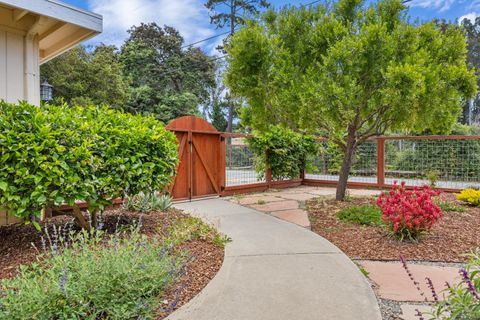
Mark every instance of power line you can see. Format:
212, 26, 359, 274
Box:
179, 0, 323, 50
181, 30, 232, 49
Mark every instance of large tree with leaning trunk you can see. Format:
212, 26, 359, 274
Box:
225, 0, 477, 200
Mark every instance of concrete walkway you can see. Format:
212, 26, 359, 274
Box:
168, 198, 382, 320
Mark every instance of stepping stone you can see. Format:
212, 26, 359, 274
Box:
235, 195, 283, 205
400, 304, 432, 320
271, 209, 311, 228
251, 200, 299, 212
349, 189, 382, 197
305, 188, 337, 196
361, 261, 460, 302
274, 192, 318, 201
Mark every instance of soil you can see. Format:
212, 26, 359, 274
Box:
307, 193, 480, 262
0, 208, 224, 319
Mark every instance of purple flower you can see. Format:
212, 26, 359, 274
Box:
459, 268, 479, 300
426, 277, 438, 302
415, 308, 425, 320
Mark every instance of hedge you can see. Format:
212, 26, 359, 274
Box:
0, 102, 178, 228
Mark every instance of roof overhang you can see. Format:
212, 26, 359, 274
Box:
0, 0, 102, 64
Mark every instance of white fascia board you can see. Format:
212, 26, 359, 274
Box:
0, 0, 102, 33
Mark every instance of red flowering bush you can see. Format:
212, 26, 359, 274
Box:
376, 182, 443, 241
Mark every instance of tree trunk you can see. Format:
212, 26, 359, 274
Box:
336, 130, 357, 201
226, 100, 234, 133
90, 209, 98, 229
71, 206, 90, 230
226, 1, 236, 134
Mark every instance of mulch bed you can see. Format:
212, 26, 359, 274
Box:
307, 193, 480, 262
0, 208, 224, 319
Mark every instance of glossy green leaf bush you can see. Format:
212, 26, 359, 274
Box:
248, 126, 317, 180
0, 102, 178, 226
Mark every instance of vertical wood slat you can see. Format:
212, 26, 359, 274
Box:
0, 30, 6, 99
377, 138, 386, 187
6, 32, 24, 102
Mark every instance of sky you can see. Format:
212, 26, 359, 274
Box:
63, 0, 480, 55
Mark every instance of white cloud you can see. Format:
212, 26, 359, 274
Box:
459, 12, 479, 24
406, 0, 456, 12
87, 0, 216, 48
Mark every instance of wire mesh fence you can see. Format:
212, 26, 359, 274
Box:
384, 138, 480, 189
305, 136, 480, 190
306, 140, 378, 184
225, 137, 265, 186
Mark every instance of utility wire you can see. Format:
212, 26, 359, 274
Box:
180, 0, 323, 50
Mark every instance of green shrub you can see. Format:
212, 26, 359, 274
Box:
248, 126, 317, 180
0, 228, 182, 320
429, 250, 480, 319
435, 200, 466, 213
125, 192, 173, 213
336, 205, 383, 226
0, 102, 178, 228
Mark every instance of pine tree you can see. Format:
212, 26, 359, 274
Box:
205, 0, 270, 132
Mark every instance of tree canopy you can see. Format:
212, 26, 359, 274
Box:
40, 45, 128, 108
120, 23, 216, 123
41, 23, 217, 124
225, 0, 477, 199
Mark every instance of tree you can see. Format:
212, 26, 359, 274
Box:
461, 17, 480, 124
120, 23, 215, 123
225, 0, 477, 200
40, 45, 127, 108
205, 0, 270, 132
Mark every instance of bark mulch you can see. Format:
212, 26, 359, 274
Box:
0, 208, 224, 319
307, 193, 480, 263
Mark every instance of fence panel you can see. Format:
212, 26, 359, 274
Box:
384, 137, 480, 190
306, 140, 378, 185
225, 136, 265, 187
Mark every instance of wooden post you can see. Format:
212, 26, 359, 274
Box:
265, 150, 272, 188
377, 138, 385, 187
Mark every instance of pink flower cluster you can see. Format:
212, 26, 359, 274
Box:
377, 181, 443, 235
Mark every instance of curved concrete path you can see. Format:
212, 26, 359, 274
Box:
168, 198, 381, 320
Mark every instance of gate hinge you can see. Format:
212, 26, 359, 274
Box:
221, 185, 225, 192
220, 136, 225, 142
188, 140, 192, 145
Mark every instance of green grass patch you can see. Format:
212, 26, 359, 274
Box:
336, 205, 383, 226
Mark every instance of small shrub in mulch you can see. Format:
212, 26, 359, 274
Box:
337, 205, 383, 226
0, 208, 225, 319
307, 193, 480, 262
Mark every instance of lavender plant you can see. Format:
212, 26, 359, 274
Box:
0, 225, 183, 320
401, 251, 480, 320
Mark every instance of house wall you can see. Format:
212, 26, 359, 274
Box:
0, 25, 40, 105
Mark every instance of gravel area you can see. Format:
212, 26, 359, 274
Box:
307, 193, 480, 262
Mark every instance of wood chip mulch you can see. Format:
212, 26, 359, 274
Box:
307, 193, 480, 263
0, 208, 224, 319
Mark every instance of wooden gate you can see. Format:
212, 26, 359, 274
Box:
166, 116, 225, 200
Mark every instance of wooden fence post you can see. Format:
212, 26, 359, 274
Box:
377, 138, 385, 187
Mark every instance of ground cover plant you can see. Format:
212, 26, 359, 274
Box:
307, 193, 480, 262
0, 101, 178, 229
0, 207, 225, 319
336, 205, 383, 226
